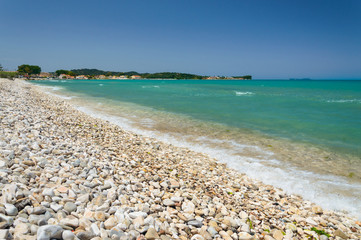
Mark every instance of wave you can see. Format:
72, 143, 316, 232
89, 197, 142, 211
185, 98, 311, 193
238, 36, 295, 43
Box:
144, 85, 160, 88
40, 86, 63, 91
235, 91, 254, 96
327, 99, 361, 103
99, 84, 104, 86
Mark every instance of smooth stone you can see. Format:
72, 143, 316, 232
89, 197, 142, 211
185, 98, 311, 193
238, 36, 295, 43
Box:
0, 160, 6, 168
28, 214, 45, 225
73, 159, 81, 167
30, 224, 38, 235
239, 232, 253, 240
33, 206, 46, 215
64, 202, 77, 213
60, 217, 79, 228
104, 216, 117, 229
191, 234, 205, 240
4, 203, 18, 216
272, 230, 284, 240
264, 236, 276, 240
312, 205, 323, 214
170, 197, 183, 202
109, 230, 124, 239
145, 227, 159, 239
50, 203, 63, 212
305, 218, 318, 226
77, 194, 90, 203
129, 211, 147, 219
38, 218, 48, 226
188, 220, 203, 228
334, 229, 348, 239
128, 230, 140, 239
37, 225, 63, 240
0, 222, 9, 229
0, 213, 14, 225
207, 226, 218, 237
62, 230, 75, 240
285, 223, 297, 232
94, 211, 106, 221
182, 201, 195, 214
77, 231, 95, 240
15, 222, 30, 235
42, 188, 54, 197
0, 229, 10, 239
163, 199, 175, 207
320, 235, 329, 240
90, 223, 100, 236
2, 184, 17, 203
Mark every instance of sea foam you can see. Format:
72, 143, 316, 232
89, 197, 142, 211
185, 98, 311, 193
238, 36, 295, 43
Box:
74, 104, 361, 220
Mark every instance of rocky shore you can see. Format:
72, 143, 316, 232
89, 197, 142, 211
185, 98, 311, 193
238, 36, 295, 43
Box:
0, 78, 360, 240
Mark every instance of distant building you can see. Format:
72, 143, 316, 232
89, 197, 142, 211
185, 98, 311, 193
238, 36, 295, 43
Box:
96, 75, 106, 79
206, 76, 220, 80
131, 75, 141, 79
59, 74, 75, 79
76, 75, 88, 79
39, 72, 51, 78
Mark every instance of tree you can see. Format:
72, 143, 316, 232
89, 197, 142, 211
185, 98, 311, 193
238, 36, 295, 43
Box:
55, 69, 76, 76
17, 64, 41, 75
0, 64, 3, 71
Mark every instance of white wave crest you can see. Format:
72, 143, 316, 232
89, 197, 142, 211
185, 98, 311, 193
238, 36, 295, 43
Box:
327, 99, 361, 103
235, 91, 254, 96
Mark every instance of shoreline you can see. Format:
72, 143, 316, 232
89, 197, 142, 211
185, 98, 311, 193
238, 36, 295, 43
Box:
35, 79, 361, 218
1, 78, 360, 239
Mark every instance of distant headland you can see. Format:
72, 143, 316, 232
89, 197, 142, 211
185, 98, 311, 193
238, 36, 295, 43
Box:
0, 64, 252, 80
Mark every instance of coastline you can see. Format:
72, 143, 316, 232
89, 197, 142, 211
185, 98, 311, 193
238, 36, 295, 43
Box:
1, 78, 360, 239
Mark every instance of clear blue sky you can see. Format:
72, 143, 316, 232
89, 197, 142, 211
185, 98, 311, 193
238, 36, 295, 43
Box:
1, 0, 360, 79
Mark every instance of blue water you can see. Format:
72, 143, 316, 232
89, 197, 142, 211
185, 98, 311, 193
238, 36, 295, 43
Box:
32, 79, 361, 218
34, 79, 361, 156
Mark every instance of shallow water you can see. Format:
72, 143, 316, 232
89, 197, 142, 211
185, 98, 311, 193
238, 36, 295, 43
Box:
32, 79, 361, 219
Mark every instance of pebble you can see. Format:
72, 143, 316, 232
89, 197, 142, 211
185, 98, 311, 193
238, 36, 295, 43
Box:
42, 188, 54, 197
273, 230, 284, 240
145, 227, 159, 239
238, 232, 253, 240
77, 231, 94, 240
334, 229, 348, 239
50, 203, 63, 212
62, 230, 75, 240
163, 199, 175, 207
129, 211, 148, 219
4, 203, 18, 216
33, 207, 46, 215
0, 229, 11, 239
188, 220, 203, 228
37, 225, 63, 240
64, 202, 77, 213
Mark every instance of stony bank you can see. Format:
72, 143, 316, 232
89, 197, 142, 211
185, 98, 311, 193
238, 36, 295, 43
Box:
0, 78, 360, 240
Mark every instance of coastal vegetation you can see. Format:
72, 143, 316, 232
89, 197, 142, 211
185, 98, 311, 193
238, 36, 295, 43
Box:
17, 64, 41, 76
55, 70, 76, 76
55, 68, 252, 80
0, 63, 17, 79
233, 75, 252, 80
0, 64, 252, 80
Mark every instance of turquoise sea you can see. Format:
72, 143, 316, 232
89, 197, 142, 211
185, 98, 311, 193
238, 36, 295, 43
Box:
32, 79, 361, 218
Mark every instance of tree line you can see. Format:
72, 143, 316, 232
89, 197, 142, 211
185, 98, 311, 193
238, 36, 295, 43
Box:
55, 68, 252, 80
0, 64, 252, 80
0, 64, 42, 79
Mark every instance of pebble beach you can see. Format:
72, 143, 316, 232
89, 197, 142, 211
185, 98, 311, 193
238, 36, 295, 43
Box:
0, 78, 360, 240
